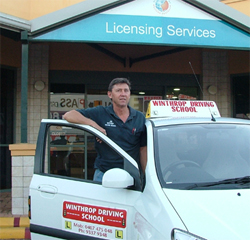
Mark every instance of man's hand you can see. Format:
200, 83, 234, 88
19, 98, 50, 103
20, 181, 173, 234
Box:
93, 124, 107, 143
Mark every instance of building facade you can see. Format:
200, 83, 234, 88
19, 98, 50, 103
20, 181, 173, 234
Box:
0, 0, 250, 190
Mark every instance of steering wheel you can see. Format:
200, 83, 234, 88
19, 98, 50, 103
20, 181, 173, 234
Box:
163, 160, 200, 178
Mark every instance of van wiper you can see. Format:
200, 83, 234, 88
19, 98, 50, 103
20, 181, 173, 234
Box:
186, 176, 250, 189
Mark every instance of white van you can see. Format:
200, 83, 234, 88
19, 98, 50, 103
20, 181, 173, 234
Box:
29, 100, 250, 240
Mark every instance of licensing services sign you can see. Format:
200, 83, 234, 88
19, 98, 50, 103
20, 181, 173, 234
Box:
33, 0, 250, 50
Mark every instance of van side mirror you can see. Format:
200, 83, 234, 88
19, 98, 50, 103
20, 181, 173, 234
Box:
102, 168, 134, 189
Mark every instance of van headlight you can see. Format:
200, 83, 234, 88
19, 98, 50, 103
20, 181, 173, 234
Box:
171, 229, 207, 240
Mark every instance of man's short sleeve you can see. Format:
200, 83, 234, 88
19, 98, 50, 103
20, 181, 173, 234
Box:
76, 106, 104, 124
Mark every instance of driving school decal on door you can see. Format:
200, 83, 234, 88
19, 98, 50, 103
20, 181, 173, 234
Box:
62, 201, 127, 239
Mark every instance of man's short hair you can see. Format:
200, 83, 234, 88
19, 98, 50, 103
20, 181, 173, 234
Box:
108, 78, 131, 91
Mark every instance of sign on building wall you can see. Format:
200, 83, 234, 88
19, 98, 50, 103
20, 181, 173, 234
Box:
34, 0, 250, 50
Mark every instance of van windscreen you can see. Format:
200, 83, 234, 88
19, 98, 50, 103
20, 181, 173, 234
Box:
155, 123, 250, 189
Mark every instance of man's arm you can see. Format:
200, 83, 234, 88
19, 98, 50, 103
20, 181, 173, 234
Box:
140, 146, 147, 174
63, 110, 106, 135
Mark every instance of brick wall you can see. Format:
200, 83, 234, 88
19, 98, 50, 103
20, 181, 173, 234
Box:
202, 51, 231, 117
16, 44, 49, 143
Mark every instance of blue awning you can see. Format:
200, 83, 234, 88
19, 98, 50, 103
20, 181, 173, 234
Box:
32, 0, 250, 50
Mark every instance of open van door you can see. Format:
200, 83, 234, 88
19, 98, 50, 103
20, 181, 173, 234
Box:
29, 119, 142, 240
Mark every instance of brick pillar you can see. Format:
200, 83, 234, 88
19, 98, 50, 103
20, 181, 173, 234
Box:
202, 51, 231, 117
9, 144, 36, 215
15, 44, 49, 143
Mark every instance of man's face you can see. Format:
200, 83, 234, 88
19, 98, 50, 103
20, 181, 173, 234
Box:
108, 83, 130, 107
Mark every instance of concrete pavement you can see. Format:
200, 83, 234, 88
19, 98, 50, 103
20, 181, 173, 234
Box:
0, 190, 30, 239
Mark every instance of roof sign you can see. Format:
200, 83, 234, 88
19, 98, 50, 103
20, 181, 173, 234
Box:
146, 100, 221, 118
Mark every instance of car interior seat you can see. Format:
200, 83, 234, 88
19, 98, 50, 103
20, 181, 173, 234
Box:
202, 138, 250, 179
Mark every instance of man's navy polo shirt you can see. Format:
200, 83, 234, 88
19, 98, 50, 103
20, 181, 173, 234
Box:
77, 104, 147, 173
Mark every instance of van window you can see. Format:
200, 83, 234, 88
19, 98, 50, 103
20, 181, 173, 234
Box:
45, 125, 97, 180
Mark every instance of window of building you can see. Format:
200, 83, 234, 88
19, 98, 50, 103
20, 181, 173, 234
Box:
50, 83, 199, 118
233, 75, 250, 119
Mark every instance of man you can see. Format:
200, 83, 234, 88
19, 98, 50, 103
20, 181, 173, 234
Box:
63, 78, 147, 182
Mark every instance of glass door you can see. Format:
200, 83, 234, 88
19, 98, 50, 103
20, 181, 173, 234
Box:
0, 68, 15, 190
